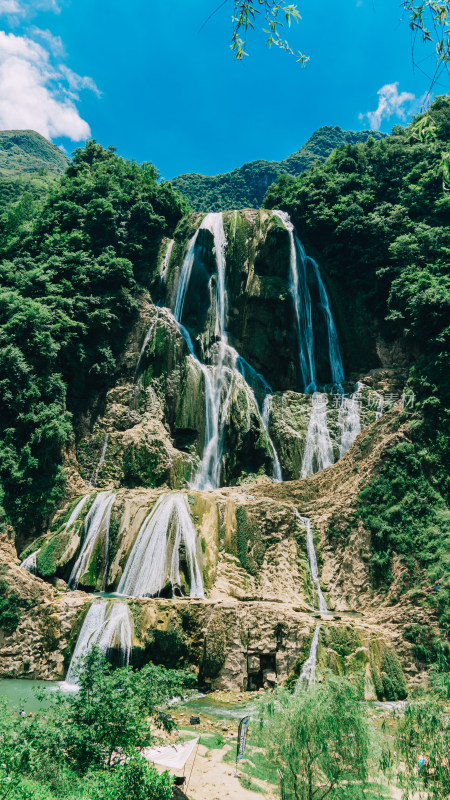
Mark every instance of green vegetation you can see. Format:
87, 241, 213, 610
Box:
0, 647, 195, 800
258, 675, 371, 800
264, 96, 450, 642
171, 126, 384, 211
395, 696, 450, 800
0, 140, 188, 536
0, 577, 29, 635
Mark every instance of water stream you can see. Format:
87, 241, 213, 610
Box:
64, 599, 133, 687
117, 492, 204, 599
68, 491, 116, 590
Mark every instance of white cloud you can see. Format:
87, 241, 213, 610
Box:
0, 0, 23, 14
359, 83, 417, 131
0, 30, 96, 140
0, 0, 60, 16
58, 63, 100, 96
29, 26, 65, 56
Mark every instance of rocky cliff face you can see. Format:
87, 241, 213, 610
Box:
1, 208, 423, 698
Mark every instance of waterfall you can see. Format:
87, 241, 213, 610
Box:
296, 624, 321, 692
293, 510, 327, 691
20, 549, 40, 575
273, 210, 344, 390
135, 312, 158, 379
174, 212, 282, 488
301, 393, 334, 477
65, 495, 90, 528
337, 383, 362, 458
117, 493, 204, 599
295, 512, 328, 612
160, 239, 174, 282
65, 599, 133, 686
274, 210, 316, 392
90, 433, 109, 488
261, 394, 283, 482
68, 491, 116, 590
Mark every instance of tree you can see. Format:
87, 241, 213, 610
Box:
395, 699, 450, 800
402, 1, 450, 93
259, 676, 371, 800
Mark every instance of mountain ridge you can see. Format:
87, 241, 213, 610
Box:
171, 125, 385, 211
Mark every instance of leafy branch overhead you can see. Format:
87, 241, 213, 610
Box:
231, 1, 309, 64
228, 1, 450, 78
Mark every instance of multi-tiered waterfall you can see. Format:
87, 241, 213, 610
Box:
61, 208, 367, 684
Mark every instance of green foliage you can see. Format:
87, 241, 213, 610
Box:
369, 641, 408, 701
172, 126, 383, 211
235, 505, 265, 575
259, 675, 371, 800
265, 97, 450, 637
0, 577, 30, 635
395, 698, 450, 800
90, 756, 172, 800
0, 650, 194, 800
0, 140, 188, 535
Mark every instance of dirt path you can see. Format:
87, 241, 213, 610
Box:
185, 743, 276, 800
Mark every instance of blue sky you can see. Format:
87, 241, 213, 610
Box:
0, 0, 442, 178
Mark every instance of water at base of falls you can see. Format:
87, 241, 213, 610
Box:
20, 549, 40, 575
64, 599, 133, 687
117, 493, 204, 599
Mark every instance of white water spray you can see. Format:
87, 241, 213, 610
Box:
68, 491, 116, 590
174, 212, 282, 488
90, 434, 109, 488
295, 511, 328, 612
20, 549, 40, 575
296, 624, 321, 692
273, 210, 344, 389
160, 239, 174, 282
65, 495, 90, 528
118, 493, 204, 599
337, 383, 362, 458
301, 393, 334, 477
64, 599, 133, 686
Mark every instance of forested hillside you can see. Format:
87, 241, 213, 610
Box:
0, 142, 188, 535
265, 96, 450, 645
171, 126, 384, 211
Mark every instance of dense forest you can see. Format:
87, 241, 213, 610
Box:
172, 126, 384, 211
265, 96, 450, 643
0, 142, 188, 535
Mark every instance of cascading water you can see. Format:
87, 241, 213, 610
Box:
301, 393, 334, 477
296, 624, 321, 692
90, 434, 109, 488
68, 491, 116, 590
293, 510, 327, 691
64, 599, 133, 686
337, 382, 363, 458
118, 493, 204, 599
174, 212, 282, 488
160, 239, 174, 282
65, 495, 90, 528
295, 511, 328, 612
20, 549, 40, 575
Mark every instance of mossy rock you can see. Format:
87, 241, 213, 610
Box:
369, 639, 408, 700
201, 614, 227, 678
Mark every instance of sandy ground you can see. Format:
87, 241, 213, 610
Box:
183, 743, 276, 800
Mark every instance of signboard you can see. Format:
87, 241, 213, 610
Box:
236, 716, 250, 762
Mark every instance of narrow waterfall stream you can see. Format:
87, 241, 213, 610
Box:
68, 491, 116, 590
89, 433, 109, 488
21, 549, 40, 575
296, 624, 321, 692
294, 511, 328, 690
64, 599, 133, 687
